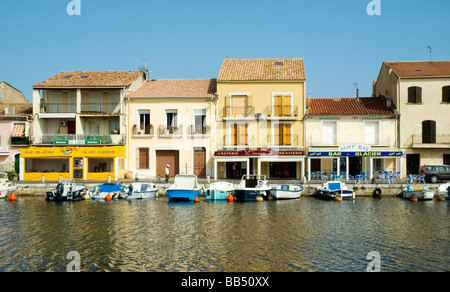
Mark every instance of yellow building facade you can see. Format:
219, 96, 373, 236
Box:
214, 58, 306, 180
21, 70, 145, 181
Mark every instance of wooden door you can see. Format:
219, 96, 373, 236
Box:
138, 148, 149, 169
194, 148, 206, 178
156, 150, 179, 177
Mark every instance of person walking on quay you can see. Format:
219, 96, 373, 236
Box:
165, 164, 170, 183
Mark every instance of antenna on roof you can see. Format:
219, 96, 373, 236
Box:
139, 60, 151, 80
353, 82, 359, 100
424, 45, 432, 60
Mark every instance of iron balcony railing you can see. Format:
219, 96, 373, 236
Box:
40, 102, 121, 114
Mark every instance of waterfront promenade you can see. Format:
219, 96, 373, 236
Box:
12, 178, 440, 198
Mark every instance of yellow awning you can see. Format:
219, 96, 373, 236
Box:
21, 146, 126, 159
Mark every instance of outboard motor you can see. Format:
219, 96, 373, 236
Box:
55, 183, 64, 201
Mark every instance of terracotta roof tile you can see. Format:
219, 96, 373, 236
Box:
33, 71, 144, 88
307, 97, 394, 116
130, 79, 217, 98
0, 102, 33, 117
385, 61, 450, 77
218, 58, 305, 81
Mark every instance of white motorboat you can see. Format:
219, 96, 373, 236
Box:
89, 183, 128, 200
234, 175, 271, 201
317, 181, 355, 200
0, 172, 17, 199
167, 175, 203, 201
270, 184, 304, 200
125, 182, 159, 199
206, 181, 235, 200
402, 185, 434, 201
46, 181, 88, 202
436, 182, 450, 200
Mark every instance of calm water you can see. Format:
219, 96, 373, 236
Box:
0, 196, 448, 272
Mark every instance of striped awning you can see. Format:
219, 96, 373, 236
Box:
11, 123, 25, 138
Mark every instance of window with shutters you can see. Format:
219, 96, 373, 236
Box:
273, 94, 293, 117
230, 122, 248, 146
442, 86, 450, 103
322, 121, 337, 145
408, 86, 422, 103
365, 121, 380, 145
273, 123, 292, 146
422, 120, 436, 144
225, 94, 253, 118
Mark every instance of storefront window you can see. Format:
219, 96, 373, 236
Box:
88, 158, 113, 173
26, 159, 70, 173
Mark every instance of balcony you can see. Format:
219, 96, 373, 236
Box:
223, 106, 255, 120
158, 125, 183, 137
265, 105, 299, 120
221, 134, 255, 150
187, 125, 211, 136
132, 124, 154, 137
265, 134, 299, 148
35, 134, 124, 145
411, 135, 450, 148
40, 102, 121, 115
80, 103, 121, 115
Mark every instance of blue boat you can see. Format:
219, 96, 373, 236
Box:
89, 183, 128, 200
167, 175, 203, 202
234, 175, 271, 202
317, 181, 355, 200
206, 181, 235, 200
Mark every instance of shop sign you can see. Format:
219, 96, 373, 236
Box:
53, 140, 101, 145
0, 146, 9, 155
308, 151, 403, 157
339, 144, 371, 152
215, 149, 304, 157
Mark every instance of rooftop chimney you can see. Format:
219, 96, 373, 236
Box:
356, 88, 360, 101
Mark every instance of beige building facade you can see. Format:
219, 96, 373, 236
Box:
374, 61, 450, 175
305, 96, 401, 180
127, 79, 217, 180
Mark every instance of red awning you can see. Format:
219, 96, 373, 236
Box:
11, 123, 25, 138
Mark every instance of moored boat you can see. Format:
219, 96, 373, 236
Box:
89, 183, 128, 200
402, 185, 434, 201
0, 172, 17, 199
317, 181, 355, 200
270, 184, 304, 200
46, 181, 87, 202
436, 182, 450, 200
206, 181, 235, 200
125, 182, 158, 199
234, 175, 271, 202
167, 175, 203, 202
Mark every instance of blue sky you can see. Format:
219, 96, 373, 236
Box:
1, 0, 449, 101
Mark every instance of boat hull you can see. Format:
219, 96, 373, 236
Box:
168, 189, 201, 201
318, 189, 355, 200
46, 190, 84, 202
0, 187, 17, 199
270, 190, 302, 200
403, 191, 434, 201
270, 185, 303, 200
402, 185, 434, 201
206, 189, 234, 200
126, 191, 157, 200
437, 183, 450, 200
234, 189, 268, 202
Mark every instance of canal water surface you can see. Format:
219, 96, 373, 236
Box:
0, 197, 448, 272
